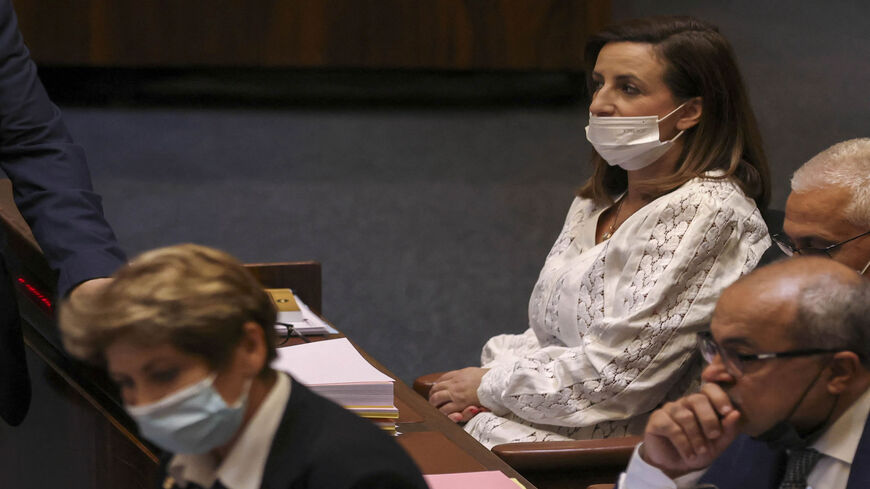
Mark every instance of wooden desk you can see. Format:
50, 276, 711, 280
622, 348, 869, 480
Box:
285, 333, 536, 486
0, 179, 535, 488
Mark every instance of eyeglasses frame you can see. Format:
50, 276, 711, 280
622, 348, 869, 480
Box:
696, 332, 843, 378
274, 321, 312, 345
771, 229, 870, 258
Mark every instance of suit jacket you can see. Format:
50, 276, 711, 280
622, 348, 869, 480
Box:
161, 379, 428, 489
698, 411, 870, 489
0, 0, 126, 426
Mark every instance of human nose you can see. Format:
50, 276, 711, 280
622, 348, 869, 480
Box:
701, 353, 736, 384
588, 85, 615, 117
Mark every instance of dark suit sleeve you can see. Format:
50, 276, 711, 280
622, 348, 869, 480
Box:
0, 1, 125, 296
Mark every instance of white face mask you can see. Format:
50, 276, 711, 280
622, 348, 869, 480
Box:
585, 102, 688, 171
125, 373, 251, 454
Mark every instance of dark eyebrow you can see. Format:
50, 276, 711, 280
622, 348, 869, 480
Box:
591, 70, 644, 83
613, 74, 644, 84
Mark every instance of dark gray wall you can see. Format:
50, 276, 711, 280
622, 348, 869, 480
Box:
62, 1, 869, 384
66, 106, 587, 384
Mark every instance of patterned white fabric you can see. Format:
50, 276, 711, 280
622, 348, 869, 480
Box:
466, 174, 771, 448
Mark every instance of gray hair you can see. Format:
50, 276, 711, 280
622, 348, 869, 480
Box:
791, 275, 870, 368
791, 138, 870, 228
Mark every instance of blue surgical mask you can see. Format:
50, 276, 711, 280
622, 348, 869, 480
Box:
126, 373, 251, 454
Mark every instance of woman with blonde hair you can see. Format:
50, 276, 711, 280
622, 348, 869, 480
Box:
60, 244, 427, 489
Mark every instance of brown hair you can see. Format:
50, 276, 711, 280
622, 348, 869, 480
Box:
579, 16, 770, 210
59, 243, 278, 373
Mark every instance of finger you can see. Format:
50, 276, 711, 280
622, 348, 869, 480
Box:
438, 402, 462, 416
703, 410, 741, 458
715, 410, 742, 448
447, 412, 463, 423
437, 371, 458, 382
646, 409, 695, 462
456, 406, 481, 423
700, 383, 736, 417
666, 401, 708, 458
685, 393, 725, 441
428, 390, 450, 407
429, 380, 450, 394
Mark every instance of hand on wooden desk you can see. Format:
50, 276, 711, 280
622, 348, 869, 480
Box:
446, 405, 490, 423
428, 367, 489, 422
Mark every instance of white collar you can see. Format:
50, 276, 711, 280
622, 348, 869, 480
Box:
167, 372, 291, 489
811, 386, 870, 465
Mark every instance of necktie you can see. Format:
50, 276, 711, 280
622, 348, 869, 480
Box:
778, 448, 822, 489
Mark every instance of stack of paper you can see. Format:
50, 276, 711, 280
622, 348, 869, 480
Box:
272, 337, 398, 432
423, 471, 525, 489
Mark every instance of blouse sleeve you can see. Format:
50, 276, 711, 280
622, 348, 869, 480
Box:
478, 197, 590, 368
477, 180, 770, 427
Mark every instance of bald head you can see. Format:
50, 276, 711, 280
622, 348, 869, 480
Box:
723, 256, 862, 302
715, 257, 870, 365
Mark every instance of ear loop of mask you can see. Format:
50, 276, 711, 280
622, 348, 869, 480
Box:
659, 100, 690, 125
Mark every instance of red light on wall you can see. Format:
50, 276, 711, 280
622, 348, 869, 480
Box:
17, 276, 53, 312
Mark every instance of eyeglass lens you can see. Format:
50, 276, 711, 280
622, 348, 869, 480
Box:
698, 334, 743, 377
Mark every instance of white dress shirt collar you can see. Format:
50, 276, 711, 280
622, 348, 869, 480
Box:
812, 385, 870, 464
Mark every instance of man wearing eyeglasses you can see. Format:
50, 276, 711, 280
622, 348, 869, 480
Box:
618, 257, 870, 488
771, 138, 870, 276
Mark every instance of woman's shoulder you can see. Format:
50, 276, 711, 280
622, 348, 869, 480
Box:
665, 172, 758, 213
569, 194, 601, 211
562, 194, 603, 223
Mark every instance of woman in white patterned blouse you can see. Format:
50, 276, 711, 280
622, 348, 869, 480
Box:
428, 16, 773, 448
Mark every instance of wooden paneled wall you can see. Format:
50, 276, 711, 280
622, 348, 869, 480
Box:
15, 0, 610, 69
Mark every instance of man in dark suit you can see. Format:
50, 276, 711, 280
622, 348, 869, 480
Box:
0, 0, 126, 426
619, 257, 870, 488
768, 138, 870, 276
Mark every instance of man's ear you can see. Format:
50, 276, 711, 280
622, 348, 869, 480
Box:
826, 351, 863, 395
675, 97, 703, 131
